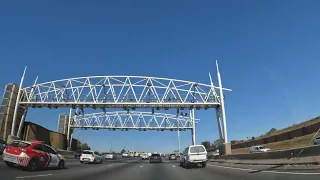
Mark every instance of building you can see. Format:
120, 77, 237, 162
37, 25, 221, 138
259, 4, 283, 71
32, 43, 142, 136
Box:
0, 83, 27, 141
57, 114, 69, 135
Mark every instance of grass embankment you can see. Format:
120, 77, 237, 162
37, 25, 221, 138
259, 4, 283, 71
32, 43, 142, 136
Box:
231, 132, 317, 154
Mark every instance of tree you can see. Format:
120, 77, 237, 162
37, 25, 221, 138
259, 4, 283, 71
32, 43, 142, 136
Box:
201, 141, 211, 149
120, 149, 126, 154
77, 142, 91, 150
81, 143, 90, 150
214, 139, 223, 147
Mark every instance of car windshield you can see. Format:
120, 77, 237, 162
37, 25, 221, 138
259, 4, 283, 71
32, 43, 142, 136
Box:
190, 146, 206, 153
170, 154, 176, 156
82, 151, 93, 154
151, 154, 160, 157
10, 141, 30, 147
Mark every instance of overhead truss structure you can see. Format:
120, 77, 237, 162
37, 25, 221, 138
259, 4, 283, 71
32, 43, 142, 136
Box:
19, 76, 231, 109
71, 111, 199, 130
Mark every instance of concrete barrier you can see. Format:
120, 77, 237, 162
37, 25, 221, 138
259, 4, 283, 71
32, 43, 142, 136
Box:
211, 144, 320, 165
56, 149, 75, 159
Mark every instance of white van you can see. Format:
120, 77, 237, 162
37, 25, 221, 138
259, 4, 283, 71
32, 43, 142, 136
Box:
249, 145, 271, 153
180, 145, 207, 168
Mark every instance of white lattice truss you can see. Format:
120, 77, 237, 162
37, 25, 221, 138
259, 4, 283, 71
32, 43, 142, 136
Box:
71, 111, 199, 130
20, 76, 231, 109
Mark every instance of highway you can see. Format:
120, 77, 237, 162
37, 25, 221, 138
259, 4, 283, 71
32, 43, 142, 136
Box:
1, 158, 320, 180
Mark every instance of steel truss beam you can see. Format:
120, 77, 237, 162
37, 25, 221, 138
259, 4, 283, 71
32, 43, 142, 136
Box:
19, 76, 231, 109
71, 111, 199, 130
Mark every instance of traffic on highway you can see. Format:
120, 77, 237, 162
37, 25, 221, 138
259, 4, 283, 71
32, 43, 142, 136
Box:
1, 141, 320, 179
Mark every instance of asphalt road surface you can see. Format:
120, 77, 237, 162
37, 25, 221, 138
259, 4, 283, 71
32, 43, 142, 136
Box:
1, 158, 320, 180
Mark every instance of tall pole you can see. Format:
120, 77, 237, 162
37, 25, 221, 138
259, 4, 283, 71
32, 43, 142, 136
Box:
216, 60, 228, 144
67, 108, 72, 149
192, 109, 196, 145
215, 108, 224, 141
17, 76, 38, 138
11, 66, 27, 136
177, 121, 180, 155
190, 109, 195, 145
69, 133, 73, 149
17, 109, 28, 138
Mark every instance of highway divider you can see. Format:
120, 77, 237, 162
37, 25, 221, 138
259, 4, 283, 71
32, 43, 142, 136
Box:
209, 144, 320, 165
56, 149, 75, 159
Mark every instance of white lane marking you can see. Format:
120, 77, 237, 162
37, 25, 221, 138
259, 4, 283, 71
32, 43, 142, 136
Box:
172, 165, 176, 168
16, 174, 52, 179
207, 164, 320, 175
140, 165, 143, 168
108, 164, 112, 166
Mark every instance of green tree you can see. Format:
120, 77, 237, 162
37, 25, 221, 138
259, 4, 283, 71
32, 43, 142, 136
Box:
81, 143, 90, 150
214, 139, 223, 147
201, 141, 211, 149
77, 142, 91, 150
120, 149, 126, 154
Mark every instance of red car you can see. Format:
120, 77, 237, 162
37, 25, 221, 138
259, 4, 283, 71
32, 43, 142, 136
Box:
2, 140, 65, 171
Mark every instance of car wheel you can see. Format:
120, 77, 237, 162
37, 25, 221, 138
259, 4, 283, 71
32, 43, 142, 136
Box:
27, 159, 37, 172
58, 160, 65, 170
201, 162, 206, 168
4, 161, 14, 168
80, 161, 83, 164
185, 162, 191, 169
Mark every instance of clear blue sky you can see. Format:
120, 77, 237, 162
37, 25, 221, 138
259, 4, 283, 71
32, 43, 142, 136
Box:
1, 0, 320, 153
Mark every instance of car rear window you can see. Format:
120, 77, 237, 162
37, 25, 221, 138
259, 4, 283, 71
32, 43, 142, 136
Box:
10, 141, 30, 147
82, 151, 93, 154
190, 146, 206, 153
151, 154, 160, 157
170, 154, 176, 156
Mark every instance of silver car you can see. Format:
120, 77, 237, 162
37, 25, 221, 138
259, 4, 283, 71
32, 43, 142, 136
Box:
313, 136, 320, 145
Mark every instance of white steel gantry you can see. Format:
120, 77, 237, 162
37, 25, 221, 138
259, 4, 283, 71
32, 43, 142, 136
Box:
12, 61, 231, 148
70, 111, 199, 130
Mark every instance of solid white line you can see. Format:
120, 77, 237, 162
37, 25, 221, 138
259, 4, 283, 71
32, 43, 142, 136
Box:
207, 164, 320, 175
16, 174, 53, 179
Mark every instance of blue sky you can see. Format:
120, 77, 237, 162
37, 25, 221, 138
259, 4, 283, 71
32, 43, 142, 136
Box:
1, 0, 320, 153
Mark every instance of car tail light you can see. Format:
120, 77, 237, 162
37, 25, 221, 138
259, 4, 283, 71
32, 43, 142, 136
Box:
21, 148, 27, 152
92, 154, 94, 158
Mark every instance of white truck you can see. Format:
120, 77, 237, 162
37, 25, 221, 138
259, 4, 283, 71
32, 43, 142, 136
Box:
180, 145, 208, 169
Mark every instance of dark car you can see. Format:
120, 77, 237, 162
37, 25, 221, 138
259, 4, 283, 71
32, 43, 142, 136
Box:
74, 150, 82, 158
0, 139, 7, 154
168, 154, 177, 160
149, 154, 162, 163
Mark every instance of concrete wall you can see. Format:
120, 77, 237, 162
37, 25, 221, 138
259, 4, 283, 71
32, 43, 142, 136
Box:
212, 144, 320, 165
231, 117, 320, 149
22, 121, 78, 150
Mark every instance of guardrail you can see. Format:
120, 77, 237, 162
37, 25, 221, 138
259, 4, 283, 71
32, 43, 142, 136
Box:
210, 144, 320, 165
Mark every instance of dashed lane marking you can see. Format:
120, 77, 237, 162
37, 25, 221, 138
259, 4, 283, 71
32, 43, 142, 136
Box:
207, 164, 320, 175
172, 165, 176, 168
140, 165, 143, 168
16, 174, 53, 179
